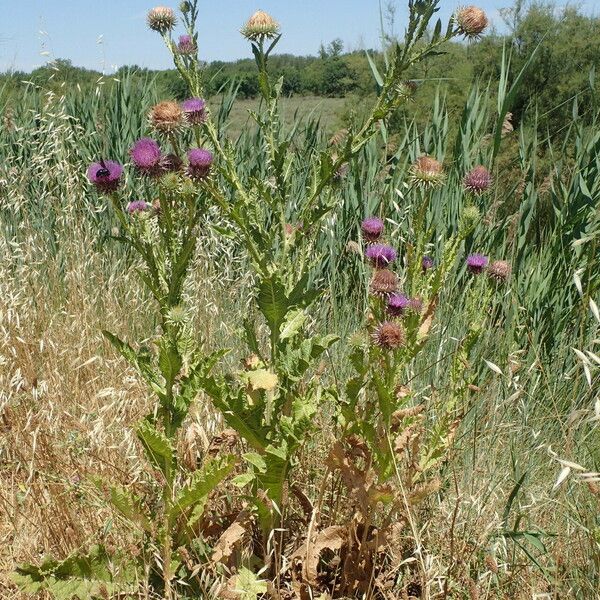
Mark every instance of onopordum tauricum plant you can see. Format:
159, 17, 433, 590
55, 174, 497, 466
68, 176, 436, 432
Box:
14, 1, 501, 598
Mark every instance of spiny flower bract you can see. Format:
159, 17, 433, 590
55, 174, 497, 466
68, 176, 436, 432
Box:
361, 216, 385, 242
147, 6, 176, 33
369, 269, 398, 296
455, 6, 489, 38
181, 97, 206, 124
130, 138, 162, 175
187, 148, 213, 179
488, 259, 512, 281
387, 293, 410, 317
372, 321, 405, 350
464, 165, 492, 194
241, 10, 280, 41
150, 100, 183, 134
409, 155, 445, 189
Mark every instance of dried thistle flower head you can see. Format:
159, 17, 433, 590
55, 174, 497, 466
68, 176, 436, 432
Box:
488, 259, 511, 281
150, 100, 183, 134
409, 155, 445, 189
147, 6, 177, 33
372, 321, 405, 350
369, 269, 398, 296
241, 10, 280, 41
396, 80, 417, 100
455, 6, 489, 38
464, 165, 492, 194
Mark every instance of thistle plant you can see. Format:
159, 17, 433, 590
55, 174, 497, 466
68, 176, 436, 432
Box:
14, 0, 498, 597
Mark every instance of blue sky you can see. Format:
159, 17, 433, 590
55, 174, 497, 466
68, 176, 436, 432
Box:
0, 1, 596, 73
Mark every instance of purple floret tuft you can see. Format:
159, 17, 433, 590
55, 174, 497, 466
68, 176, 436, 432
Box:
187, 148, 213, 179
361, 216, 384, 242
467, 253, 489, 274
387, 293, 411, 317
130, 138, 162, 176
182, 97, 206, 124
127, 200, 151, 215
365, 244, 397, 268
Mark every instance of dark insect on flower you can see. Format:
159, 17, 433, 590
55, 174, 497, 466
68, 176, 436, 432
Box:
369, 269, 398, 296
87, 160, 123, 193
361, 216, 384, 242
488, 259, 511, 281
467, 253, 488, 274
365, 244, 397, 268
187, 148, 214, 179
372, 321, 405, 350
387, 293, 410, 316
464, 165, 492, 194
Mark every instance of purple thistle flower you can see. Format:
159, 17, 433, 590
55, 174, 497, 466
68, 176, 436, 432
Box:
177, 34, 196, 55
387, 293, 410, 317
422, 255, 434, 272
409, 296, 423, 314
365, 244, 397, 268
130, 138, 162, 176
127, 200, 151, 215
182, 97, 206, 125
87, 160, 123, 193
361, 216, 384, 242
187, 148, 213, 179
464, 165, 492, 194
467, 253, 489, 274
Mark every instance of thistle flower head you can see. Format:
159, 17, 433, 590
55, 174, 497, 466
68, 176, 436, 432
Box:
372, 321, 405, 350
455, 6, 489, 39
422, 255, 434, 272
241, 10, 280, 41
365, 244, 397, 268
177, 34, 196, 55
87, 160, 123, 193
409, 155, 445, 189
396, 80, 418, 100
126, 200, 151, 215
149, 100, 183, 134
369, 269, 398, 296
387, 293, 410, 317
130, 138, 162, 175
361, 216, 384, 242
488, 259, 511, 281
159, 153, 183, 174
181, 97, 206, 124
461, 204, 481, 230
467, 253, 488, 274
147, 6, 176, 33
187, 148, 213, 179
464, 165, 492, 194
409, 296, 424, 314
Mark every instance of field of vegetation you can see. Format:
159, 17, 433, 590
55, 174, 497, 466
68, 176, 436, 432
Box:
0, 1, 598, 599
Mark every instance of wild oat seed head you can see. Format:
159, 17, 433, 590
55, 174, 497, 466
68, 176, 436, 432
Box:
488, 259, 511, 281
365, 244, 397, 268
130, 138, 162, 175
464, 165, 492, 194
361, 216, 385, 242
372, 321, 405, 350
387, 293, 411, 317
409, 155, 445, 188
467, 253, 489, 274
241, 10, 280, 41
87, 160, 123, 193
369, 269, 398, 296
150, 100, 183, 134
181, 97, 206, 124
187, 148, 213, 179
455, 6, 489, 38
147, 6, 177, 33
